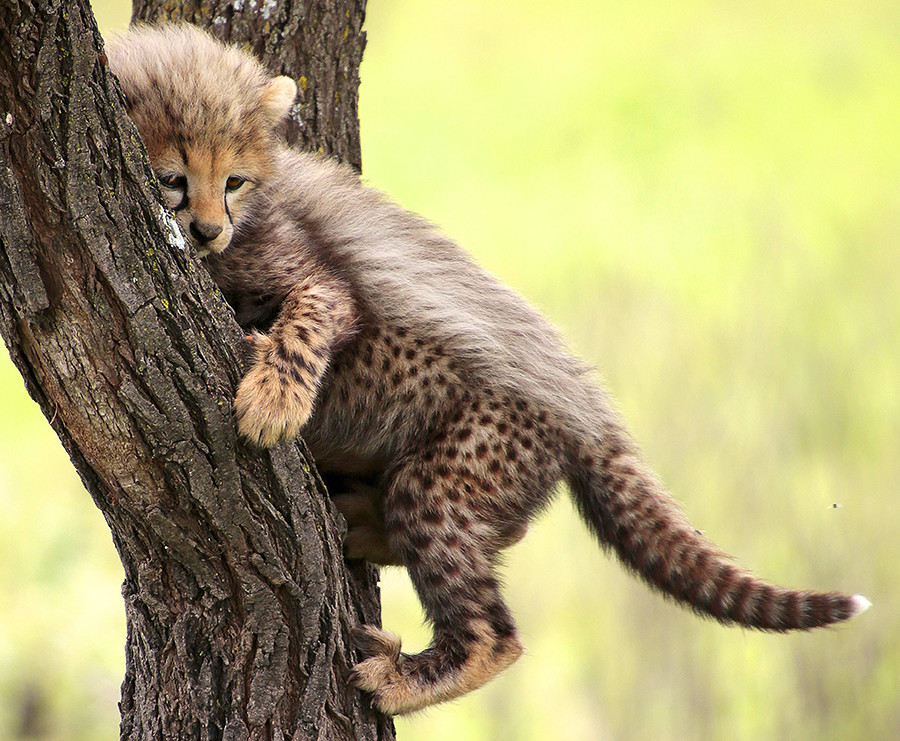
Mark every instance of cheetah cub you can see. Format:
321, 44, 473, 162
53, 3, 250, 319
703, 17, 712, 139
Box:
108, 24, 869, 716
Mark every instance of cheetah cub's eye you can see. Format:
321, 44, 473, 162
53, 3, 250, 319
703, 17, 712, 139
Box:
226, 176, 247, 192
158, 173, 186, 190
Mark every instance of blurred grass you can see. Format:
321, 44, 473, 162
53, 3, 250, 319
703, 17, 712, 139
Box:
1, 0, 897, 739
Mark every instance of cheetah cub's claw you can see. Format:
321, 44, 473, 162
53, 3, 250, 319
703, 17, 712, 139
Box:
234, 333, 316, 447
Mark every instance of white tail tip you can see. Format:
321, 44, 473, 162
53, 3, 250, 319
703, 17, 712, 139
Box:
850, 594, 872, 616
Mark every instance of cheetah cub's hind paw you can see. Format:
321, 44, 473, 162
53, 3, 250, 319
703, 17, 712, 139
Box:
234, 333, 316, 447
350, 626, 409, 714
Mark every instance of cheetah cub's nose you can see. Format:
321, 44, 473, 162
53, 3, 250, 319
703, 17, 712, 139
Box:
190, 220, 223, 244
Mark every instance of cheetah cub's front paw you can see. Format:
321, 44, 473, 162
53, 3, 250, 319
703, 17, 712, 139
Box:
234, 333, 316, 447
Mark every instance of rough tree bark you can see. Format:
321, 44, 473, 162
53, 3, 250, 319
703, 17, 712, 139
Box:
0, 0, 394, 739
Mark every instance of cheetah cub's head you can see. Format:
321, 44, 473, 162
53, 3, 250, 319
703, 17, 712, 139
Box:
107, 24, 297, 256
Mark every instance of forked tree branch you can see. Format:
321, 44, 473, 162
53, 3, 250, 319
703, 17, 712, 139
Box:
0, 0, 392, 738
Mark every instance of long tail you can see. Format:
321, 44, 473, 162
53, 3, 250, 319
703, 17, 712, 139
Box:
568, 426, 869, 630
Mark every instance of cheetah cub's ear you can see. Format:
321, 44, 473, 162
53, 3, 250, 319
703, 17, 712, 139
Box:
261, 76, 298, 123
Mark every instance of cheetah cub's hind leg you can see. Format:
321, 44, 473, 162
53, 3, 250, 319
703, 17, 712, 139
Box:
328, 477, 404, 566
350, 456, 525, 715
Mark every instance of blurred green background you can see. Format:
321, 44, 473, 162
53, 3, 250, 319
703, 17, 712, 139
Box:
1, 1, 897, 739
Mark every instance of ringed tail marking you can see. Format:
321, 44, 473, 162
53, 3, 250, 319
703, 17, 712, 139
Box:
568, 428, 869, 631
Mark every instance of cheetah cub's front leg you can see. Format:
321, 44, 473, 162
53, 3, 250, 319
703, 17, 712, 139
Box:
235, 273, 356, 447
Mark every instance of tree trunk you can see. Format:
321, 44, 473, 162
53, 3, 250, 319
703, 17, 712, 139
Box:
0, 0, 393, 739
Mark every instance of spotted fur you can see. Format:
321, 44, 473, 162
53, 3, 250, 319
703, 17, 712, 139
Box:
109, 24, 870, 717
